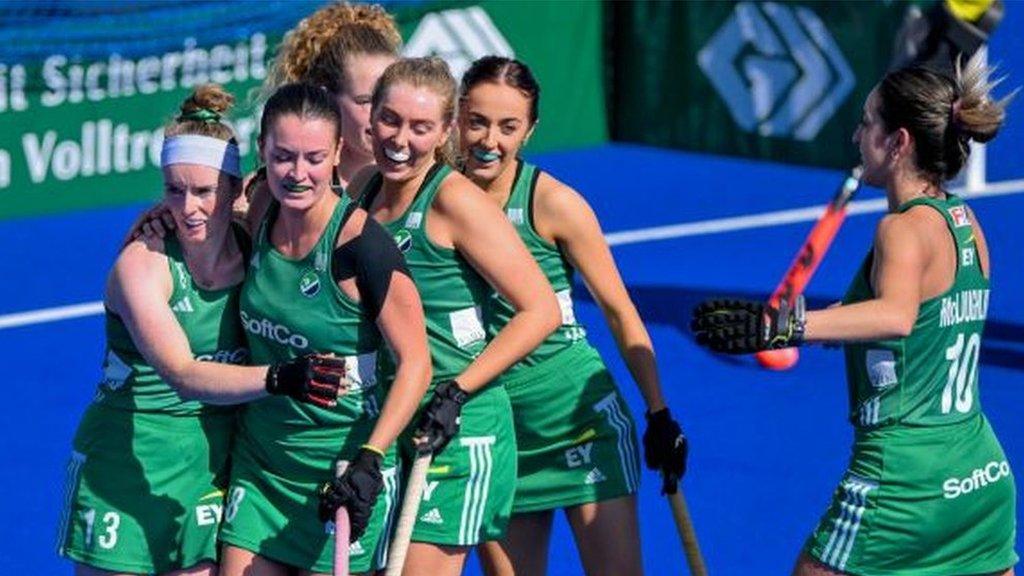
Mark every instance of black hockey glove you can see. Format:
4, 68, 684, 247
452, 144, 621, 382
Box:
690, 296, 806, 354
266, 353, 347, 408
317, 447, 383, 542
414, 380, 469, 455
643, 408, 688, 495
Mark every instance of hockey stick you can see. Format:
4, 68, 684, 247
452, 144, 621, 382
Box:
333, 460, 350, 576
756, 166, 863, 370
385, 447, 433, 576
669, 489, 707, 576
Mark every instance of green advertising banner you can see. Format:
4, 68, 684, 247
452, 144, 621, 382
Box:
0, 0, 605, 220
396, 1, 607, 152
609, 1, 911, 169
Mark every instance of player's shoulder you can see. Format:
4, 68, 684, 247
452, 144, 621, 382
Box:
438, 165, 479, 193
874, 204, 943, 254
116, 235, 169, 275
107, 235, 172, 312
436, 167, 488, 211
895, 201, 950, 237
534, 170, 592, 223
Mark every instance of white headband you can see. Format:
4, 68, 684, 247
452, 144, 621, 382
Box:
161, 134, 241, 177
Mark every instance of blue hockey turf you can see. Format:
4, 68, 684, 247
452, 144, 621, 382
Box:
2, 143, 1022, 574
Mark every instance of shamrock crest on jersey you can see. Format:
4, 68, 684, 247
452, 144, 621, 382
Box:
394, 229, 413, 253
299, 270, 321, 298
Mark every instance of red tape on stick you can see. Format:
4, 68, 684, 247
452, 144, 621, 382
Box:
756, 167, 862, 370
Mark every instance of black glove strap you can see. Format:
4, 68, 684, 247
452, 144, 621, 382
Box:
776, 295, 807, 347
437, 379, 470, 404
646, 407, 674, 425
265, 362, 303, 396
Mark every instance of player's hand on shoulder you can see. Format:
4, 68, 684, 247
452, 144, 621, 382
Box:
123, 202, 175, 247
643, 407, 688, 494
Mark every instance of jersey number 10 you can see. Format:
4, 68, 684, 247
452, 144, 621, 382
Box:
942, 332, 980, 414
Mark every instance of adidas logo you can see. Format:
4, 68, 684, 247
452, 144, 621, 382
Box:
403, 7, 514, 80
419, 507, 444, 525
170, 296, 194, 313
584, 468, 607, 485
325, 522, 369, 555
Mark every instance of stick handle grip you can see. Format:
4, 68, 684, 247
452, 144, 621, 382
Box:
333, 460, 350, 576
670, 490, 708, 576
385, 451, 432, 576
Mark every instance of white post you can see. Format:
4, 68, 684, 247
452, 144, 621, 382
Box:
962, 46, 988, 193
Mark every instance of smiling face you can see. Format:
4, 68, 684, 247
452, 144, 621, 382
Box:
458, 81, 535, 186
261, 114, 341, 211
370, 82, 452, 183
337, 52, 396, 161
162, 164, 237, 244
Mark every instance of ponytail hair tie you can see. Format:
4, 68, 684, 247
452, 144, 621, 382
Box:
949, 98, 963, 131
178, 108, 222, 124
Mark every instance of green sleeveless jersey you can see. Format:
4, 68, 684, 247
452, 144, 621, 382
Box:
359, 164, 491, 385
842, 195, 989, 429
487, 162, 588, 377
240, 194, 383, 432
96, 230, 248, 416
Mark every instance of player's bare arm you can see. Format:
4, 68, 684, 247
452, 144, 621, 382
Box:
435, 175, 559, 393
804, 210, 928, 342
109, 239, 344, 407
334, 209, 432, 452
536, 174, 667, 412
107, 239, 270, 403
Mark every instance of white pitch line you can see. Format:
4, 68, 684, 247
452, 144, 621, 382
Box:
606, 177, 1024, 246
0, 301, 105, 330
2, 177, 1024, 331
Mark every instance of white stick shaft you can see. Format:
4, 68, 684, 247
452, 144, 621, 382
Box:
385, 452, 432, 576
